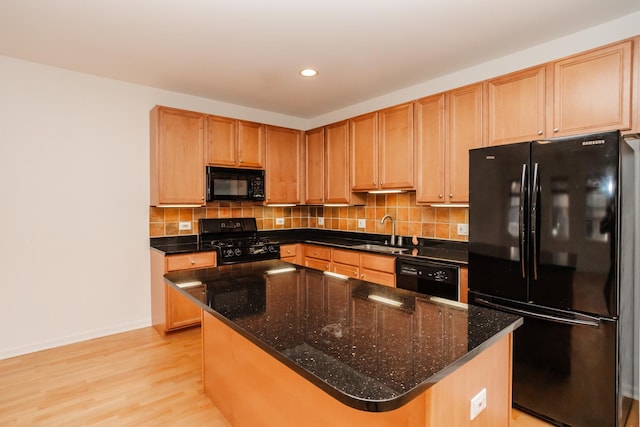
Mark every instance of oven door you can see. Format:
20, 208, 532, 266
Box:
395, 258, 459, 301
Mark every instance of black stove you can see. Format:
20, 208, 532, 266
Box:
199, 218, 280, 265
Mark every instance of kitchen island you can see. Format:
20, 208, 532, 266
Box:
164, 260, 522, 427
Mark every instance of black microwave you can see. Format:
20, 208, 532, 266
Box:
206, 166, 265, 202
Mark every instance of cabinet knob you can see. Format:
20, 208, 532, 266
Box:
287, 249, 291, 254
239, 159, 243, 163
553, 128, 559, 133
373, 181, 377, 186
360, 274, 365, 278
439, 194, 443, 199
353, 271, 357, 276
325, 264, 330, 270
190, 259, 195, 265
449, 193, 453, 198
537, 130, 543, 135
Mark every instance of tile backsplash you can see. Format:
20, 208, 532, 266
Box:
149, 193, 469, 241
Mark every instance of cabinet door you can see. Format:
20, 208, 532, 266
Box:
448, 83, 484, 203
206, 115, 236, 167
305, 127, 325, 204
378, 103, 414, 189
415, 94, 446, 204
552, 40, 632, 136
150, 106, 205, 206
166, 286, 202, 330
237, 120, 265, 168
486, 66, 547, 145
350, 112, 378, 191
325, 120, 352, 204
265, 126, 302, 204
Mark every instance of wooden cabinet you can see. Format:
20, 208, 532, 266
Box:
304, 127, 325, 204
486, 39, 635, 145
486, 65, 547, 146
551, 39, 633, 137
351, 103, 414, 192
150, 106, 205, 206
265, 126, 302, 205
150, 250, 216, 334
359, 252, 396, 287
206, 116, 264, 169
303, 245, 331, 271
280, 243, 300, 264
305, 121, 365, 205
459, 266, 468, 304
415, 84, 484, 204
331, 248, 360, 279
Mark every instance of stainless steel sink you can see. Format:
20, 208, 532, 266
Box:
351, 244, 408, 254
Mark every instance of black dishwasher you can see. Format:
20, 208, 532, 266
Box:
395, 257, 459, 301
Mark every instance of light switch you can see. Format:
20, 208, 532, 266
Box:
357, 219, 366, 229
275, 217, 285, 225
457, 223, 469, 236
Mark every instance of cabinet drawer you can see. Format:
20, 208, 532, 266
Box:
360, 268, 395, 287
280, 244, 298, 257
333, 263, 359, 279
331, 248, 359, 266
360, 253, 395, 273
305, 257, 331, 271
166, 252, 216, 272
303, 245, 331, 261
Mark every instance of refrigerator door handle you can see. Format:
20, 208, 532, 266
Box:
519, 163, 527, 278
531, 162, 540, 280
475, 298, 601, 327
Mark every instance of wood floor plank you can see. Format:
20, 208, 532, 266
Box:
0, 326, 637, 426
0, 327, 231, 426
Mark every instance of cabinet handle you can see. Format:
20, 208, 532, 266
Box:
553, 128, 559, 133
190, 259, 195, 265
449, 193, 453, 198
325, 264, 330, 270
239, 159, 243, 163
439, 194, 443, 199
537, 130, 543, 135
360, 274, 365, 278
353, 271, 357, 276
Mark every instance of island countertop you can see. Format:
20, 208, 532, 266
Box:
163, 260, 521, 412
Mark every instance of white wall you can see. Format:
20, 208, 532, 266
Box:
0, 57, 304, 360
0, 12, 638, 359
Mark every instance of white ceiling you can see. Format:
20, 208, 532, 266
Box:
1, 0, 639, 120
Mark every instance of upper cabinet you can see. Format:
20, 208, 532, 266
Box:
304, 127, 325, 205
486, 39, 635, 145
305, 121, 366, 205
415, 84, 484, 204
206, 116, 264, 169
150, 106, 205, 207
351, 103, 414, 192
552, 39, 632, 137
265, 126, 302, 205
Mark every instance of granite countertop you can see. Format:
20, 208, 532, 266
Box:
164, 259, 521, 412
151, 229, 468, 265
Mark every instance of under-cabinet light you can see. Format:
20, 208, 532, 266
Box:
265, 267, 297, 275
368, 190, 405, 194
176, 280, 202, 289
299, 68, 319, 77
368, 294, 403, 307
266, 204, 297, 207
323, 203, 349, 207
323, 271, 350, 280
430, 203, 469, 208
429, 296, 468, 309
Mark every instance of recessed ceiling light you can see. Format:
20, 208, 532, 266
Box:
299, 68, 318, 77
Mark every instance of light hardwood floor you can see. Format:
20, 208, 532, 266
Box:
0, 326, 637, 426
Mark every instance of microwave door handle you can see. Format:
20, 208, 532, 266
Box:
519, 163, 527, 279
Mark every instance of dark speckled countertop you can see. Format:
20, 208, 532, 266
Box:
151, 228, 468, 265
164, 260, 521, 412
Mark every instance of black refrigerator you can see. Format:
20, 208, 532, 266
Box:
468, 131, 636, 427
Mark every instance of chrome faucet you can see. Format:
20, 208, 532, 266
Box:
380, 215, 396, 246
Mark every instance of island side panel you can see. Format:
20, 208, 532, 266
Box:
202, 311, 426, 427
202, 311, 513, 427
424, 333, 513, 427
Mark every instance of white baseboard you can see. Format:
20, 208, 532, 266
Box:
0, 319, 151, 360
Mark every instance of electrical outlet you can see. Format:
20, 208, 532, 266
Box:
457, 223, 469, 236
275, 217, 285, 225
179, 221, 192, 231
357, 219, 366, 229
317, 217, 324, 226
470, 388, 487, 420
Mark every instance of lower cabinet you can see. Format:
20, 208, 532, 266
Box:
150, 250, 216, 334
279, 243, 300, 264
300, 244, 396, 287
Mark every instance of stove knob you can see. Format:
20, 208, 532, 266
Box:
234, 248, 242, 256
224, 249, 234, 257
